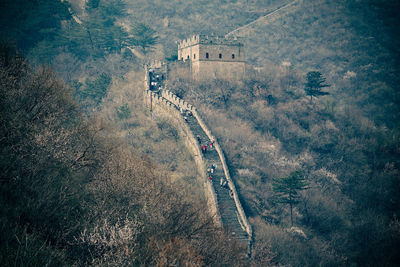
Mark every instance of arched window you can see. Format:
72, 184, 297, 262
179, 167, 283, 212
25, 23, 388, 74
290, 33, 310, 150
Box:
187, 55, 189, 59
193, 53, 196, 59
219, 53, 222, 59
232, 54, 235, 59
206, 52, 209, 59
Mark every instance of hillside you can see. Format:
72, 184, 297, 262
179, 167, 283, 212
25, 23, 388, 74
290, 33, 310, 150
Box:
161, 0, 400, 265
0, 45, 248, 266
240, 0, 400, 125
124, 0, 400, 124
1, 0, 400, 266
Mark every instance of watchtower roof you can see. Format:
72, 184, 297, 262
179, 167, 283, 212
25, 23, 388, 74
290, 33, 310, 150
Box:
178, 34, 244, 49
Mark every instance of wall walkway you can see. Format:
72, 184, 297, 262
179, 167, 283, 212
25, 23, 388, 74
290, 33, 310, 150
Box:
144, 68, 252, 251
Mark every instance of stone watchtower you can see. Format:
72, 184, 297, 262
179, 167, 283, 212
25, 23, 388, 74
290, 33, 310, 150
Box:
178, 34, 245, 80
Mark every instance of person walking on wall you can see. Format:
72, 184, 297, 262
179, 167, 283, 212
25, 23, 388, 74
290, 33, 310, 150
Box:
211, 163, 217, 171
209, 139, 215, 149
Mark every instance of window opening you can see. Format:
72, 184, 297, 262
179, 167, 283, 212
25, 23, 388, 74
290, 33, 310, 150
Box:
206, 52, 209, 59
232, 54, 235, 59
219, 53, 222, 59
194, 53, 196, 59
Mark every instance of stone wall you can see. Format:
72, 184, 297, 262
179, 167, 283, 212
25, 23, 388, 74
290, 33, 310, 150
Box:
178, 34, 244, 49
197, 42, 245, 62
179, 42, 244, 63
191, 109, 253, 239
155, 88, 253, 240
192, 60, 245, 80
179, 44, 200, 62
144, 89, 222, 227
160, 90, 193, 110
178, 34, 245, 80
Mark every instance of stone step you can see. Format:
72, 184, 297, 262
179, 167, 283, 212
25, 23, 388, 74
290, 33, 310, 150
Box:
157, 93, 250, 243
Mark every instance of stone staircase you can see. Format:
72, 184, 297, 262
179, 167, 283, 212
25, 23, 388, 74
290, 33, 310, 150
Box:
185, 113, 249, 242
145, 66, 251, 247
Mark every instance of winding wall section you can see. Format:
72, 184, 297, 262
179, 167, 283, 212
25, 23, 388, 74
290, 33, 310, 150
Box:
144, 69, 252, 251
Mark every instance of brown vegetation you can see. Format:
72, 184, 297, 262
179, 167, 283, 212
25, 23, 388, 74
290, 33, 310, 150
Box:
166, 61, 400, 265
0, 46, 253, 266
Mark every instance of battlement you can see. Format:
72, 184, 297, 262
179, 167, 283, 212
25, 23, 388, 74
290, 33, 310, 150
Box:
178, 34, 244, 50
143, 67, 253, 251
177, 33, 246, 80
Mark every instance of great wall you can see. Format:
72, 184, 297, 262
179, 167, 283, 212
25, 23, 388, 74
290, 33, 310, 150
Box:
138, 1, 301, 253
143, 67, 253, 253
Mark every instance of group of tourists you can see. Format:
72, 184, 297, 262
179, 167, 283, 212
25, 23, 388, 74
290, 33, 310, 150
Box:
208, 164, 233, 197
220, 177, 228, 188
200, 139, 215, 154
207, 163, 217, 182
200, 144, 208, 153
208, 163, 217, 174
149, 66, 237, 200
149, 68, 163, 92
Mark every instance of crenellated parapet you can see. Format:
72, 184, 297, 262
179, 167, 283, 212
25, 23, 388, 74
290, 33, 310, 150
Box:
178, 34, 244, 50
143, 69, 252, 253
144, 87, 222, 227
161, 90, 194, 111
177, 34, 246, 80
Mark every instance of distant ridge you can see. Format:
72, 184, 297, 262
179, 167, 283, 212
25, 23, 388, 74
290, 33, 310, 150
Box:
225, 0, 300, 37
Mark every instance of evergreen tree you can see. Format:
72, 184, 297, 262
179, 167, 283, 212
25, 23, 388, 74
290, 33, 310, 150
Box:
83, 0, 129, 56
116, 103, 131, 120
272, 170, 309, 226
130, 23, 158, 51
77, 73, 112, 104
86, 0, 101, 9
304, 71, 330, 103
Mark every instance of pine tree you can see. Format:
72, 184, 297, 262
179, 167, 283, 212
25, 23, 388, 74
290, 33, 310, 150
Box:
83, 0, 129, 55
272, 170, 309, 226
130, 23, 158, 51
77, 73, 112, 104
304, 71, 330, 103
86, 0, 100, 9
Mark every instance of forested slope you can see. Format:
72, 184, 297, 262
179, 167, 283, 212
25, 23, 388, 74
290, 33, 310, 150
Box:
164, 1, 400, 265
0, 45, 250, 266
1, 0, 399, 265
240, 0, 400, 126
